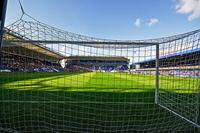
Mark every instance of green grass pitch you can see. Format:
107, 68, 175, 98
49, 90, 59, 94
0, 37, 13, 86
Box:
0, 72, 199, 132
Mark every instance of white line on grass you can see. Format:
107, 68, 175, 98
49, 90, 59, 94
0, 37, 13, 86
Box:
0, 100, 154, 104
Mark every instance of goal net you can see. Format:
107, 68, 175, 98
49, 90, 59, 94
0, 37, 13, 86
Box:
0, 14, 199, 132
158, 32, 200, 128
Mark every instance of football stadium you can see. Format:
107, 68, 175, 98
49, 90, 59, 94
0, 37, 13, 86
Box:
0, 0, 200, 132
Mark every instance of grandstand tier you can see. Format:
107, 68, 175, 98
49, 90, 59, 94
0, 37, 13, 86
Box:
65, 56, 129, 72
135, 47, 200, 68
0, 31, 65, 72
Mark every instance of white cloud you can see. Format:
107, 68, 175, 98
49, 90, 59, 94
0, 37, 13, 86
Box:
176, 0, 200, 21
147, 18, 159, 26
134, 18, 142, 28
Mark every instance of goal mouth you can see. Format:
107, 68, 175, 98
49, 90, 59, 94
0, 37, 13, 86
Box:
0, 13, 200, 132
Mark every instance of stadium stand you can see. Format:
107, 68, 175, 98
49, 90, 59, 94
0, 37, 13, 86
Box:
1, 52, 64, 72
0, 30, 65, 72
65, 56, 129, 72
1, 30, 130, 73
133, 47, 200, 77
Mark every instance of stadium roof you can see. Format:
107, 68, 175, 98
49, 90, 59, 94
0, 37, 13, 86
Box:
2, 30, 65, 61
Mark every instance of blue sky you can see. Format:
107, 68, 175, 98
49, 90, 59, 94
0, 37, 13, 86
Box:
5, 0, 200, 40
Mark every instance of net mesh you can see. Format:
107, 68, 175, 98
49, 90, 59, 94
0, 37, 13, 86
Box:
158, 33, 200, 127
0, 15, 200, 132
